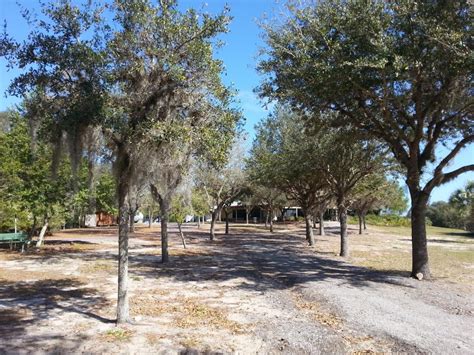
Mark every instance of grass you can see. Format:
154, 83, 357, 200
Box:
368, 224, 473, 239
103, 328, 133, 342
175, 300, 245, 334
80, 261, 115, 274
351, 246, 473, 284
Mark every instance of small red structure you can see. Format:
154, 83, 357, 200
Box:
96, 211, 117, 226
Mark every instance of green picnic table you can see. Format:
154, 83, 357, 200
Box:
0, 232, 30, 251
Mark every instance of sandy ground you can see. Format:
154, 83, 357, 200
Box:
0, 222, 473, 354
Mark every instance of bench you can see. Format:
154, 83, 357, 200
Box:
0, 233, 30, 252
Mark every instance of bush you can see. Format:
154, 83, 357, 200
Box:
349, 214, 412, 227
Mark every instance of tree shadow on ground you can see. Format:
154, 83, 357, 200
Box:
444, 231, 474, 238
0, 277, 113, 351
129, 229, 412, 293
401, 238, 473, 244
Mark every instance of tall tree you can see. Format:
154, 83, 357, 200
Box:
198, 139, 247, 240
258, 0, 473, 279
1, 0, 236, 324
351, 175, 408, 234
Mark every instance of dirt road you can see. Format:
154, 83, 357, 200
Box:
0, 222, 472, 353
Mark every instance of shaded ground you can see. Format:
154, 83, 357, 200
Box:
0, 221, 473, 354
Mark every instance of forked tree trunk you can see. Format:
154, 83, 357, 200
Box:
409, 189, 430, 279
36, 216, 49, 248
338, 203, 349, 257
319, 210, 325, 236
178, 223, 186, 249
160, 199, 170, 263
305, 215, 315, 246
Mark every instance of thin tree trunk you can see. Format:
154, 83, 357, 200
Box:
225, 209, 229, 235
178, 223, 186, 249
363, 214, 367, 230
305, 215, 315, 246
265, 213, 269, 228
246, 210, 249, 224
319, 210, 325, 236
358, 213, 363, 235
148, 207, 152, 228
197, 216, 201, 229
117, 193, 130, 324
36, 217, 49, 248
338, 204, 349, 257
160, 199, 170, 263
116, 145, 132, 325
409, 189, 430, 279
117, 203, 130, 323
210, 210, 218, 241
129, 213, 135, 233
269, 210, 274, 233
30, 215, 37, 239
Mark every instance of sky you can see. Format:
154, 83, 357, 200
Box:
0, 0, 472, 203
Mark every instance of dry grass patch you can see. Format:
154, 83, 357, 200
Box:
145, 332, 166, 345
350, 246, 474, 284
130, 294, 245, 334
80, 261, 115, 274
0, 268, 76, 282
179, 335, 202, 349
130, 294, 173, 317
102, 327, 134, 342
176, 299, 245, 334
292, 293, 343, 329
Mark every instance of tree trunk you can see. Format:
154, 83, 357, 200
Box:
117, 201, 130, 324
36, 217, 49, 248
129, 213, 135, 233
363, 214, 367, 230
358, 213, 363, 235
148, 207, 152, 228
197, 216, 201, 229
30, 215, 37, 239
116, 145, 132, 325
409, 189, 430, 279
160, 199, 170, 263
338, 204, 349, 257
265, 213, 268, 228
319, 210, 325, 236
246, 210, 249, 224
269, 210, 274, 233
225, 209, 229, 235
305, 215, 315, 246
178, 223, 186, 249
210, 210, 217, 241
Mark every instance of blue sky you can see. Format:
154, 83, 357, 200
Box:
0, 0, 472, 202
